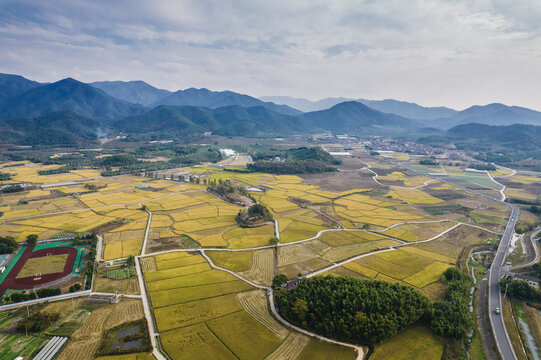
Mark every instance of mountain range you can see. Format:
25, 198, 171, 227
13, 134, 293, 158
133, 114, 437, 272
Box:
1, 72, 541, 145
260, 96, 457, 120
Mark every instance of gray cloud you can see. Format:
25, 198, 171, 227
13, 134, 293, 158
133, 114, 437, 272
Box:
0, 0, 540, 109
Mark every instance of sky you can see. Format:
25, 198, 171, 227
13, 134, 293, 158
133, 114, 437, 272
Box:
1, 0, 541, 110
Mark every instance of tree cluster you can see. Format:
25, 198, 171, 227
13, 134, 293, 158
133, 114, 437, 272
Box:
37, 166, 73, 175
16, 312, 60, 333
0, 236, 18, 254
248, 160, 337, 174
430, 268, 473, 339
235, 203, 272, 227
0, 185, 24, 194
500, 276, 541, 301
274, 276, 431, 344
516, 220, 538, 234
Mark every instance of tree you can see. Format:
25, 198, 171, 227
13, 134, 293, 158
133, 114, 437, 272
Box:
26, 234, 38, 245
0, 236, 18, 254
269, 237, 279, 246
126, 255, 135, 267
272, 274, 288, 289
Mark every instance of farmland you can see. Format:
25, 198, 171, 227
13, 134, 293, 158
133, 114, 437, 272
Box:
0, 147, 520, 360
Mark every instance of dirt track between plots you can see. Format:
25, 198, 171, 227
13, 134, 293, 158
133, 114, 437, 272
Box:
0, 245, 78, 297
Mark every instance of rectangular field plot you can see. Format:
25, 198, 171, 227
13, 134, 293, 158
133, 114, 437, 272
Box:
381, 221, 456, 242
353, 248, 453, 289
147, 270, 238, 292
154, 294, 243, 331
160, 323, 237, 360
103, 238, 142, 260
207, 310, 282, 359
223, 224, 275, 248
17, 254, 68, 278
149, 280, 252, 308
144, 262, 212, 282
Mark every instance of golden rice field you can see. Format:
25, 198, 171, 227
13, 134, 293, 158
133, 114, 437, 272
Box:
346, 247, 454, 290
386, 187, 443, 204
371, 325, 443, 360
207, 250, 253, 271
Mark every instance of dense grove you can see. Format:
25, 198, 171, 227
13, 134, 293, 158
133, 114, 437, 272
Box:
248, 160, 337, 174
430, 268, 473, 339
248, 147, 341, 174
0, 236, 18, 254
274, 276, 431, 344
500, 276, 541, 301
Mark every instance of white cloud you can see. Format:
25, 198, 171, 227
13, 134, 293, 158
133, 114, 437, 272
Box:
0, 0, 540, 109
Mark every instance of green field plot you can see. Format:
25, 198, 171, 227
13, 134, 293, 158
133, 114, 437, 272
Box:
160, 323, 237, 360
403, 262, 452, 288
0, 333, 47, 360
207, 250, 253, 271
149, 280, 252, 308
107, 268, 134, 279
297, 339, 356, 360
371, 325, 443, 360
207, 310, 282, 359
17, 254, 68, 278
154, 294, 243, 331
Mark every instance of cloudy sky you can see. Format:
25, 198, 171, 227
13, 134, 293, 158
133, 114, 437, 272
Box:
1, 0, 541, 110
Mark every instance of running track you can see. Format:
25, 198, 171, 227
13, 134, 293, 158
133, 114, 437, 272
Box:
0, 245, 78, 298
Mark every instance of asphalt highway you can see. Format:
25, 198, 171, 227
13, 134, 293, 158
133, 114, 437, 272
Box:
430, 174, 519, 360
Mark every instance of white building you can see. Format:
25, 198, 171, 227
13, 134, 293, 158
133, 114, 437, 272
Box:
219, 149, 236, 157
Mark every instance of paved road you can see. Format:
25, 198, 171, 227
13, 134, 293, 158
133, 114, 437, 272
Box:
427, 174, 519, 360
488, 204, 519, 360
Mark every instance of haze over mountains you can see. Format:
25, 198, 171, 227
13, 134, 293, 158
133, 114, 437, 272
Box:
1, 72, 541, 145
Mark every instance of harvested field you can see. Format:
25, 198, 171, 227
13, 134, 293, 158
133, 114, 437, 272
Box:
239, 249, 275, 286
93, 275, 140, 295
320, 239, 401, 262
140, 257, 157, 272
266, 333, 310, 360
415, 226, 490, 258
237, 290, 288, 339
106, 300, 144, 328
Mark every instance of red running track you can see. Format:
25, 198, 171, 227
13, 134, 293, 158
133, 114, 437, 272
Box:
0, 245, 78, 298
